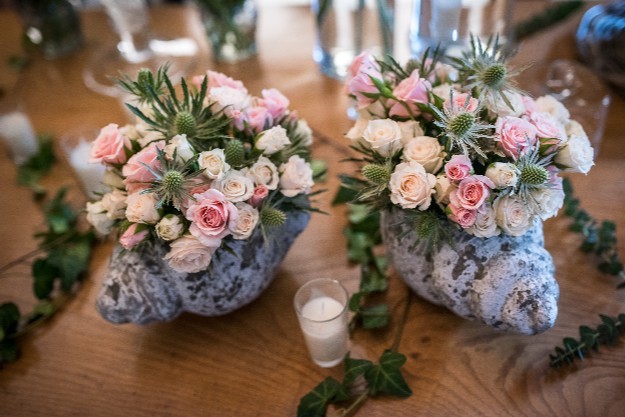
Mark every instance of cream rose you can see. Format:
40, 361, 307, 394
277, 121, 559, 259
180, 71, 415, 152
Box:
212, 170, 255, 203
531, 187, 565, 220
209, 86, 250, 117
86, 201, 114, 235
362, 119, 403, 157
247, 156, 279, 190
256, 126, 291, 155
535, 95, 570, 124
125, 192, 161, 224
397, 120, 425, 145
494, 194, 533, 236
468, 203, 500, 238
554, 133, 594, 174
155, 214, 185, 241
434, 174, 456, 206
279, 155, 314, 197
232, 203, 260, 240
102, 168, 124, 189
389, 161, 436, 210
164, 234, 216, 273
165, 134, 195, 162
199, 148, 231, 180
485, 90, 526, 118
101, 189, 127, 220
402, 136, 445, 174
485, 162, 519, 188
345, 118, 369, 146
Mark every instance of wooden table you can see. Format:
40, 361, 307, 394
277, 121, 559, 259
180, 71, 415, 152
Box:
1, 3, 624, 416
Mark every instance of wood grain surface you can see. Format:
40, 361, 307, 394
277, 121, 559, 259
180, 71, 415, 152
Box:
0, 3, 624, 416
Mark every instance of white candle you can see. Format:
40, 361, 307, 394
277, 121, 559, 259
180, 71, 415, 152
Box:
299, 296, 349, 367
68, 140, 107, 199
0, 111, 38, 165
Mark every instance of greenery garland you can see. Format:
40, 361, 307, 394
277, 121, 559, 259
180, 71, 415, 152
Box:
0, 135, 95, 367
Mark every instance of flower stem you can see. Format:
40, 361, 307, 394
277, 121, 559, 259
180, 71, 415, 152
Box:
338, 389, 370, 417
391, 288, 412, 353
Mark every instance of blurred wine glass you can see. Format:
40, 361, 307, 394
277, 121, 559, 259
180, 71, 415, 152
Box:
82, 0, 199, 97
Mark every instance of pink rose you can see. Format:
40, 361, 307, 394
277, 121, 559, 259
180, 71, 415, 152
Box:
259, 88, 290, 120
90, 123, 131, 165
450, 175, 495, 210
186, 189, 238, 247
122, 141, 165, 193
193, 70, 246, 92
389, 70, 431, 118
521, 95, 538, 115
180, 181, 212, 215
526, 112, 564, 140
250, 185, 269, 207
444, 92, 479, 113
244, 106, 273, 133
119, 223, 148, 250
444, 155, 473, 181
495, 116, 538, 159
346, 53, 382, 110
447, 203, 477, 228
547, 165, 563, 189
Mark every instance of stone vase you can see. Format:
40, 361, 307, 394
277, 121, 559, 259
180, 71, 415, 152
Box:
381, 207, 559, 335
96, 211, 310, 324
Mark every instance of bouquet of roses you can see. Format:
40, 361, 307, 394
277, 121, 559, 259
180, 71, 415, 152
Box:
343, 39, 595, 244
85, 66, 315, 274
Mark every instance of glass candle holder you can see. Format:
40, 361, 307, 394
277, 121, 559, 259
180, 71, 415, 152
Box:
294, 278, 349, 368
61, 128, 107, 199
0, 96, 38, 165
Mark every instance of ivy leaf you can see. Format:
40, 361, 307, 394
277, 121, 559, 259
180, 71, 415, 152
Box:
0, 339, 19, 364
364, 350, 412, 397
297, 376, 342, 417
360, 260, 388, 293
361, 304, 389, 329
344, 230, 374, 264
32, 258, 58, 299
0, 302, 20, 341
332, 184, 359, 206
343, 355, 374, 387
44, 188, 77, 235
47, 233, 94, 292
17, 134, 56, 195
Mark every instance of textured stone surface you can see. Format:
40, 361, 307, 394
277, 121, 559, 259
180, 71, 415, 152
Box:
96, 211, 310, 324
381, 208, 559, 335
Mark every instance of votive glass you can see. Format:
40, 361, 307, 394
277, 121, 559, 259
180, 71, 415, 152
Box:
294, 278, 349, 368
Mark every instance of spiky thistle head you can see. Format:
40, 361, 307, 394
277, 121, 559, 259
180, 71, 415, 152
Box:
260, 207, 286, 228
224, 139, 245, 167
519, 164, 548, 186
362, 164, 391, 185
175, 111, 196, 137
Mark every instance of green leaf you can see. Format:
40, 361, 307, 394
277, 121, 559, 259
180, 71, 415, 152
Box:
364, 350, 412, 397
333, 184, 359, 206
344, 355, 374, 387
44, 188, 77, 234
47, 233, 93, 292
311, 159, 328, 183
297, 377, 342, 417
361, 304, 389, 329
0, 339, 19, 364
361, 261, 388, 293
0, 302, 20, 339
32, 258, 58, 300
17, 134, 56, 194
349, 292, 365, 313
345, 230, 375, 264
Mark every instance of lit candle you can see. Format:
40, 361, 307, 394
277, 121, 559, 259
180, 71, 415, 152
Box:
67, 139, 107, 199
295, 279, 349, 368
0, 111, 38, 165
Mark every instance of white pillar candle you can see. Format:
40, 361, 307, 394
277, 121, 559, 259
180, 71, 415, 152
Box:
0, 111, 38, 165
67, 139, 107, 199
294, 279, 349, 368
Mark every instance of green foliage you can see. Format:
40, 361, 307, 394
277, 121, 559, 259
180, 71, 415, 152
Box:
550, 314, 625, 367
17, 134, 56, 196
297, 351, 412, 417
513, 1, 584, 42
0, 303, 20, 365
562, 178, 624, 287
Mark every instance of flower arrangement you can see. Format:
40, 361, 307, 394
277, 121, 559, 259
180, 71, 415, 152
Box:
343, 39, 595, 245
85, 66, 315, 274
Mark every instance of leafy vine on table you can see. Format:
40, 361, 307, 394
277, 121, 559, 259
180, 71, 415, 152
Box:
0, 135, 95, 366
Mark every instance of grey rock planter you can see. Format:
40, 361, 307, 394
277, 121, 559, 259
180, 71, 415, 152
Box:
381, 207, 559, 335
96, 211, 310, 324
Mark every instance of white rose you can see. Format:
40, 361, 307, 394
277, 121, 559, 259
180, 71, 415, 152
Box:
86, 201, 114, 235
434, 63, 458, 81
363, 119, 402, 157
102, 168, 124, 189
155, 214, 184, 241
434, 174, 456, 206
565, 119, 587, 144
247, 156, 279, 190
163, 234, 216, 273
279, 155, 314, 197
485, 162, 519, 188
101, 189, 127, 220
397, 120, 425, 145
554, 133, 594, 174
256, 126, 291, 155
209, 86, 250, 116
345, 118, 369, 146
485, 91, 526, 117
389, 161, 436, 210
431, 83, 454, 102
199, 148, 231, 180
125, 192, 161, 224
535, 95, 570, 123
531, 187, 565, 221
402, 136, 445, 174
295, 119, 313, 146
212, 170, 255, 202
232, 203, 259, 240
494, 194, 533, 236
468, 203, 500, 238
165, 134, 195, 162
